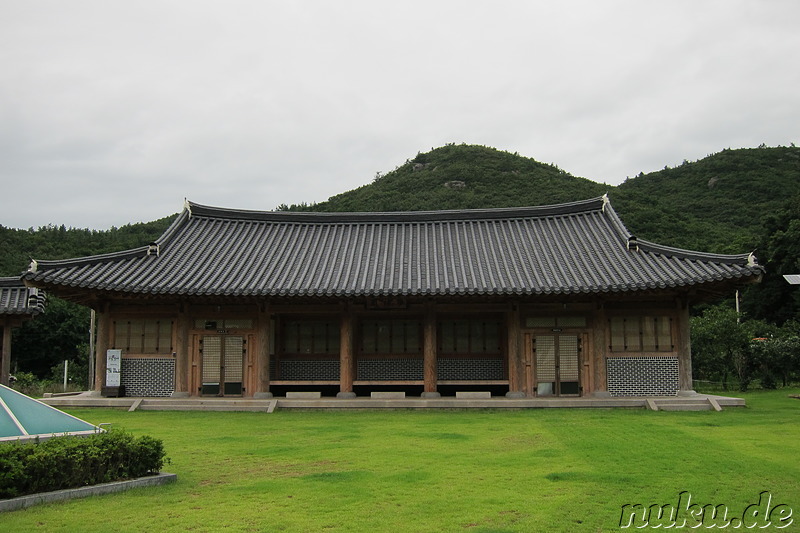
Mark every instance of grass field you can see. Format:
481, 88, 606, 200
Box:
2, 389, 799, 532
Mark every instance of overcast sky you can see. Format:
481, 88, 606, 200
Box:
1, 1, 798, 230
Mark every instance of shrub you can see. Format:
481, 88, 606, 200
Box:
760, 372, 777, 390
11, 371, 85, 397
0, 429, 168, 498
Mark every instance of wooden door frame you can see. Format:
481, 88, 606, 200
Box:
525, 330, 588, 397
197, 333, 246, 397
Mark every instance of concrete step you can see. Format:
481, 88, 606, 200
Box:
137, 399, 273, 412
655, 400, 714, 411
658, 404, 713, 411
141, 404, 270, 412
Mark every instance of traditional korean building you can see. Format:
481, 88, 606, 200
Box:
0, 278, 45, 385
22, 196, 762, 399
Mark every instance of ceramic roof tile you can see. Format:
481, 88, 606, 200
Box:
22, 197, 763, 298
0, 278, 45, 315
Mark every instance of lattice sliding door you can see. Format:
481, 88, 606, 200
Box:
533, 334, 581, 397
201, 335, 245, 396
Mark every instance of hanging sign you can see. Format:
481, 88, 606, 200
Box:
106, 349, 122, 387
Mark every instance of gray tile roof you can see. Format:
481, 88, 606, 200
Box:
0, 278, 44, 315
22, 196, 763, 299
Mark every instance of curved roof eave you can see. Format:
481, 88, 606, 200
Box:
636, 239, 760, 266
24, 206, 192, 275
19, 196, 764, 300
0, 277, 45, 315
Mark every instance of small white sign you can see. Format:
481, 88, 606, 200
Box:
106, 349, 122, 387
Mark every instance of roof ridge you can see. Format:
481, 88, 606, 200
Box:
25, 246, 150, 271
186, 197, 607, 223
596, 200, 761, 266
23, 208, 193, 273
634, 238, 759, 265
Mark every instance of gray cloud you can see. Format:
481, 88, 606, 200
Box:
1, 1, 798, 229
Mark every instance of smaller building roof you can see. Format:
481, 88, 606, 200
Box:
0, 277, 44, 316
783, 274, 800, 285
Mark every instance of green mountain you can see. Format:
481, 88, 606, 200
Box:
614, 146, 800, 253
5, 143, 800, 378
290, 144, 609, 213
0, 216, 176, 277
2, 144, 799, 277
285, 143, 800, 255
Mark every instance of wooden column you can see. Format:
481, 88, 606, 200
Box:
337, 305, 356, 398
172, 303, 190, 397
1, 319, 11, 386
581, 331, 593, 395
592, 302, 610, 396
506, 302, 525, 397
254, 303, 272, 398
523, 333, 534, 397
676, 299, 694, 392
422, 303, 440, 398
93, 302, 111, 393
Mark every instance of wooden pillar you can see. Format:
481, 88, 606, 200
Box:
93, 302, 111, 393
1, 319, 11, 387
506, 301, 525, 397
337, 305, 356, 398
676, 299, 694, 392
523, 333, 534, 397
254, 303, 272, 398
592, 302, 610, 396
172, 303, 190, 397
422, 303, 440, 398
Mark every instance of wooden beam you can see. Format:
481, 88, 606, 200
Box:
433, 303, 508, 314
437, 380, 508, 385
271, 380, 339, 386
354, 380, 423, 386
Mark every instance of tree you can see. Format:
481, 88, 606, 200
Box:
742, 195, 800, 325
11, 297, 91, 384
748, 322, 800, 388
690, 305, 752, 390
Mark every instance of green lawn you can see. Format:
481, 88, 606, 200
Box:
3, 389, 799, 532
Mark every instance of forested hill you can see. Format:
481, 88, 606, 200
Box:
613, 146, 800, 253
284, 144, 800, 254
0, 216, 177, 277
2, 144, 799, 277
289, 144, 609, 213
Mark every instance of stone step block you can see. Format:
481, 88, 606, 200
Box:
371, 391, 406, 399
285, 391, 322, 399
456, 391, 492, 399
